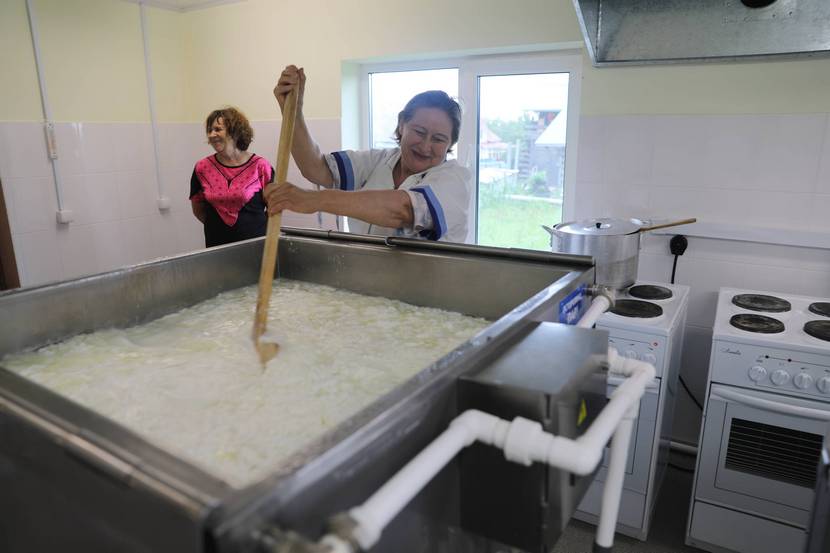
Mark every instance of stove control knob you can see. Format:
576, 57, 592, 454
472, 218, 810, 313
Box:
770, 370, 790, 386
817, 377, 830, 394
624, 350, 638, 360
748, 365, 767, 382
643, 353, 657, 365
794, 373, 813, 390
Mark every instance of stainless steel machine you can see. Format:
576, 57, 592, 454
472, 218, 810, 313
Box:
0, 228, 604, 553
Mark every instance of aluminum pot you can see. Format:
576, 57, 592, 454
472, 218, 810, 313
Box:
543, 218, 643, 290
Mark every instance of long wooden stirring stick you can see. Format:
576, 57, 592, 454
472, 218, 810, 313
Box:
638, 218, 697, 232
253, 88, 298, 366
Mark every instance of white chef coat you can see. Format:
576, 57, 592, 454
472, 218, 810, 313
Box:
324, 148, 471, 243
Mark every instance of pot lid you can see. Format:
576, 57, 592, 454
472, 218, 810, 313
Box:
555, 218, 643, 236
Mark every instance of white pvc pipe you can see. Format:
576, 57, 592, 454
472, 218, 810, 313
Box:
595, 405, 637, 549
138, 2, 168, 210
25, 0, 68, 220
577, 294, 611, 328
529, 349, 654, 475
334, 347, 655, 551
350, 410, 510, 548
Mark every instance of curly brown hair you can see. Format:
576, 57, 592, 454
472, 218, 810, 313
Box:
205, 106, 254, 151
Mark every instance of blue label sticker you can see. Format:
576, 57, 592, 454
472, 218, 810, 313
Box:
559, 284, 587, 325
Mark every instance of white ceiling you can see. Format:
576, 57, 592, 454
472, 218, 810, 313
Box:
123, 0, 247, 12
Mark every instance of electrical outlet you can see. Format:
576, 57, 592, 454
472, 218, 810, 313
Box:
670, 235, 688, 256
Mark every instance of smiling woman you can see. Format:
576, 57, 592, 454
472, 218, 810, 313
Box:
265, 65, 472, 243
189, 107, 275, 248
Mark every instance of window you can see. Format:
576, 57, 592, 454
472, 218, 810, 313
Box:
360, 52, 581, 248
369, 69, 458, 151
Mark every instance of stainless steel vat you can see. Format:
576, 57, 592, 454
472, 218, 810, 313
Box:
0, 228, 599, 553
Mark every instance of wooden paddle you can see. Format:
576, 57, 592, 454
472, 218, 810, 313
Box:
638, 218, 697, 232
253, 87, 298, 366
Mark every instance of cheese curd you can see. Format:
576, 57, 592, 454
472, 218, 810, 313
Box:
2, 280, 488, 488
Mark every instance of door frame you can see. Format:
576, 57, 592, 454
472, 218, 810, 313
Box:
0, 178, 21, 290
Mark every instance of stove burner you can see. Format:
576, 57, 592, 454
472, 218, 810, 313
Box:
628, 284, 673, 301
804, 320, 830, 342
610, 299, 663, 319
808, 302, 830, 318
731, 294, 791, 313
729, 313, 785, 334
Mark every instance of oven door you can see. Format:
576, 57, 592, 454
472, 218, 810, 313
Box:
696, 384, 830, 527
575, 376, 660, 529
603, 375, 659, 489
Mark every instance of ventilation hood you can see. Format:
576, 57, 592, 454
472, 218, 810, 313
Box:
571, 0, 830, 66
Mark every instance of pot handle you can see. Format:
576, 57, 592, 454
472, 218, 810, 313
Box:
638, 218, 697, 232
542, 225, 560, 248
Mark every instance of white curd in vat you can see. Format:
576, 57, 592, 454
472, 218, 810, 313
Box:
2, 280, 488, 488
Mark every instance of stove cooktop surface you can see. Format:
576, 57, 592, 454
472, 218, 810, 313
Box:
599, 281, 690, 335
731, 293, 792, 313
714, 287, 830, 354
729, 313, 787, 334
628, 284, 673, 301
609, 299, 664, 319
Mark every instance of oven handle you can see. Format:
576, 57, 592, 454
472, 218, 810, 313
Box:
712, 388, 830, 421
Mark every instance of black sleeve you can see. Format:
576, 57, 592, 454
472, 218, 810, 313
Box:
189, 169, 202, 199
270, 165, 276, 183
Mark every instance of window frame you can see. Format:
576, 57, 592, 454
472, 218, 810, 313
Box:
359, 58, 464, 155
359, 50, 582, 244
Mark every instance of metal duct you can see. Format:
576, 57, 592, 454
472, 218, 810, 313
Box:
571, 0, 830, 66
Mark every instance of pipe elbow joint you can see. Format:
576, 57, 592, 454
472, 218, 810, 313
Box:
451, 409, 492, 446
450, 409, 509, 447
608, 348, 656, 380
546, 437, 603, 476
589, 285, 616, 308
567, 443, 604, 476
581, 445, 605, 474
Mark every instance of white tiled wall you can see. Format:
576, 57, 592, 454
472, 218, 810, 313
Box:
576, 112, 830, 445
575, 113, 830, 231
0, 118, 342, 287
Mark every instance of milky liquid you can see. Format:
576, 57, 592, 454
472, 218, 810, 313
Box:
2, 280, 489, 488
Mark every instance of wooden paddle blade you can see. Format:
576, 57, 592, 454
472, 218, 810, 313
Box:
255, 340, 280, 366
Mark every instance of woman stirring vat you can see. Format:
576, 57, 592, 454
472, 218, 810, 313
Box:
266, 65, 472, 242
190, 107, 275, 247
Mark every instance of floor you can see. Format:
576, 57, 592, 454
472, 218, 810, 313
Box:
552, 450, 704, 553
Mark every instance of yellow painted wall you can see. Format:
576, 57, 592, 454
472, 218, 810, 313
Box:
146, 6, 189, 122
179, 0, 582, 121
581, 56, 830, 115
36, 0, 149, 121
0, 0, 44, 121
0, 0, 185, 122
2, 0, 830, 122
180, 0, 830, 120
